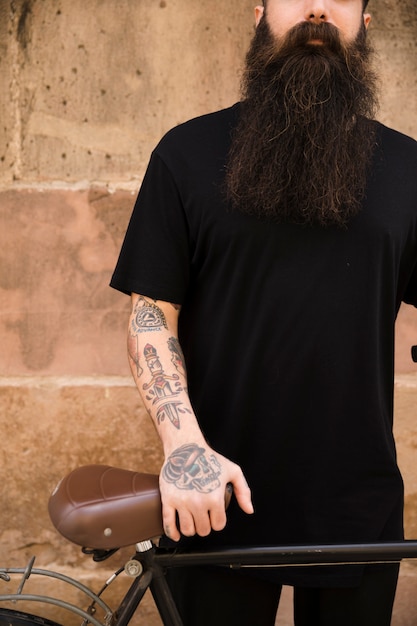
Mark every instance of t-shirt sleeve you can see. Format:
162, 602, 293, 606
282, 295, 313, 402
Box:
110, 150, 190, 303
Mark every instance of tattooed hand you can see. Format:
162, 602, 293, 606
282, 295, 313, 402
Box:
163, 443, 222, 493
160, 442, 254, 541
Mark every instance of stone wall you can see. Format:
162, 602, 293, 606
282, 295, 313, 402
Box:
0, 1, 416, 624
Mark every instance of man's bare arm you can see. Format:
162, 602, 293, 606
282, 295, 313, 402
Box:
128, 293, 253, 541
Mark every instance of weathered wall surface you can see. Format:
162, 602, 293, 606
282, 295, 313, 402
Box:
0, 1, 416, 624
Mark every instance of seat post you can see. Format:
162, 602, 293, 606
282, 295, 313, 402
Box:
135, 540, 153, 553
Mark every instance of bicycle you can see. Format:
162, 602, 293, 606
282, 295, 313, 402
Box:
1, 463, 417, 625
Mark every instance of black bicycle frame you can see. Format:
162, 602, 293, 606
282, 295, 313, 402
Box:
112, 540, 417, 626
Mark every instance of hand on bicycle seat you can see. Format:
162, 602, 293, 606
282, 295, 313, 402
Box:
159, 441, 254, 542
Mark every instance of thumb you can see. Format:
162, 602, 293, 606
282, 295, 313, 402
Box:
231, 472, 254, 515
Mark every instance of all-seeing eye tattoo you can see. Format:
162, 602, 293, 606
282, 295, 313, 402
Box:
131, 296, 168, 333
162, 443, 222, 493
142, 343, 191, 429
128, 296, 167, 378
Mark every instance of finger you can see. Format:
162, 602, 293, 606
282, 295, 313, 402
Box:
194, 509, 215, 537
232, 473, 254, 515
177, 510, 197, 538
162, 505, 181, 542
208, 483, 233, 531
208, 505, 227, 532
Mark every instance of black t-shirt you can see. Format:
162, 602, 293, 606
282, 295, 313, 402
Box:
111, 104, 417, 585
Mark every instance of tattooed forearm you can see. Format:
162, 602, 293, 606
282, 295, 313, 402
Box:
162, 443, 222, 493
129, 297, 191, 429
142, 343, 191, 429
131, 296, 168, 333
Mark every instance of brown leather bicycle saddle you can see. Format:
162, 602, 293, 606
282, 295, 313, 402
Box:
48, 465, 163, 550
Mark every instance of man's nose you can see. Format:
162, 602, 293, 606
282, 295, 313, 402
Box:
305, 3, 328, 24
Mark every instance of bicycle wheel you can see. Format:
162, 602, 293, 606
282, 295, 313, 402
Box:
0, 608, 63, 625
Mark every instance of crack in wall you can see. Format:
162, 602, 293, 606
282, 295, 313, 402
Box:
9, 1, 23, 181
16, 0, 33, 50
7, 0, 34, 182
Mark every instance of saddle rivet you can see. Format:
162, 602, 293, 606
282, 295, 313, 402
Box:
104, 527, 112, 536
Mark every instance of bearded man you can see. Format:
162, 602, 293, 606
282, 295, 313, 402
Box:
111, 1, 417, 624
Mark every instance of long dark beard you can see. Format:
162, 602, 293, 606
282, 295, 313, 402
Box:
225, 19, 379, 227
